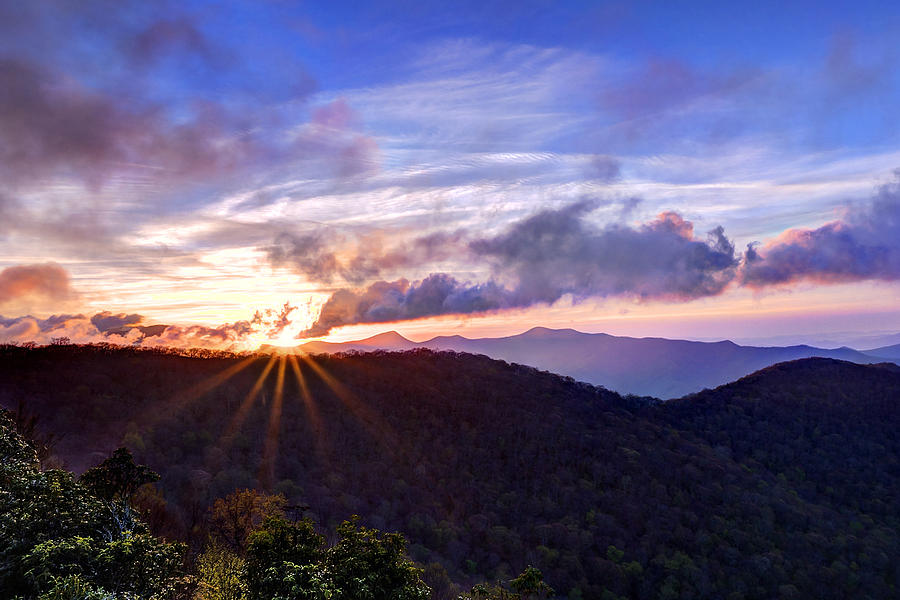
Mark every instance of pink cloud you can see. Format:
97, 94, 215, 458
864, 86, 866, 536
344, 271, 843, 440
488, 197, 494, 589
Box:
0, 263, 73, 306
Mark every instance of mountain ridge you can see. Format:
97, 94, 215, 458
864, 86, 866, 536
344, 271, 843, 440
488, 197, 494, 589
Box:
2, 346, 898, 599
297, 327, 894, 398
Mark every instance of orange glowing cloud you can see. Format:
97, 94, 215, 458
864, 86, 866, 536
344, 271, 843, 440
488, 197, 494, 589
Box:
0, 263, 73, 306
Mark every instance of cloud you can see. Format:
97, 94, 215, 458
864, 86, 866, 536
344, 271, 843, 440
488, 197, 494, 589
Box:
293, 99, 381, 180
0, 294, 310, 349
468, 200, 737, 303
90, 311, 144, 333
129, 18, 217, 68
298, 201, 739, 337
741, 172, 900, 287
0, 311, 257, 350
603, 59, 745, 117
0, 263, 73, 306
298, 274, 513, 337
824, 32, 890, 98
266, 228, 465, 285
251, 302, 298, 338
0, 314, 133, 346
267, 231, 344, 284
0, 57, 298, 189
145, 321, 254, 350
599, 58, 762, 135
0, 3, 329, 195
586, 154, 621, 182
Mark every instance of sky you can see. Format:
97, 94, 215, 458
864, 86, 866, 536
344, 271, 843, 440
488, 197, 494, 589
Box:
1, 0, 900, 350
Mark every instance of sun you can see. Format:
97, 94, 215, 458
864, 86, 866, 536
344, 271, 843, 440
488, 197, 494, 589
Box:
247, 301, 321, 350
269, 320, 310, 348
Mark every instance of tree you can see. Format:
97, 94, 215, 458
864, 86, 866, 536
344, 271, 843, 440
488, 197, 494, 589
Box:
195, 543, 249, 600
462, 567, 554, 600
509, 566, 554, 599
79, 447, 160, 504
0, 412, 184, 598
208, 489, 287, 556
326, 516, 431, 600
245, 516, 326, 600
12, 398, 58, 468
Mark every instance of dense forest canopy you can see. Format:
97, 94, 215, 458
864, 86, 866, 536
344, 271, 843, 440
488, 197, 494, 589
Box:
1, 343, 898, 599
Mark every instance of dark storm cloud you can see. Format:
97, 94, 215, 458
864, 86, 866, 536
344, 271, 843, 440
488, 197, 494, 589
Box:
297, 201, 739, 337
0, 263, 73, 305
741, 172, 900, 287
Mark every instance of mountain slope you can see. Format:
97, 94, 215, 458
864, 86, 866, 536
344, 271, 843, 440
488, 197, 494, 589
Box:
300, 327, 890, 398
864, 342, 900, 359
300, 330, 419, 354
1, 345, 898, 599
659, 358, 900, 523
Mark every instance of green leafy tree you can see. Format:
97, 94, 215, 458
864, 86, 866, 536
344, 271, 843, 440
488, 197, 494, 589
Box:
195, 543, 249, 600
208, 489, 287, 555
509, 566, 553, 599
465, 582, 516, 599
245, 516, 325, 600
326, 516, 431, 600
462, 566, 554, 600
0, 411, 184, 598
79, 447, 160, 504
35, 574, 113, 600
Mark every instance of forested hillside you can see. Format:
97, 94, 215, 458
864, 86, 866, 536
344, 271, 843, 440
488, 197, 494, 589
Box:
0, 410, 433, 600
1, 344, 898, 599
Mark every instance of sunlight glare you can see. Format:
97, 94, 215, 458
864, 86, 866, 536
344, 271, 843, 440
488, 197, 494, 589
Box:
258, 356, 286, 489
220, 354, 278, 444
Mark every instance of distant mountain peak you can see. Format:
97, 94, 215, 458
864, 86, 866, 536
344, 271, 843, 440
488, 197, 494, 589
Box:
359, 330, 411, 345
296, 326, 897, 398
519, 326, 585, 338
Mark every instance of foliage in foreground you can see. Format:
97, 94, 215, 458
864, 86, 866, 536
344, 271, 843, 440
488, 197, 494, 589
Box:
195, 492, 431, 600
1, 410, 432, 599
0, 410, 184, 599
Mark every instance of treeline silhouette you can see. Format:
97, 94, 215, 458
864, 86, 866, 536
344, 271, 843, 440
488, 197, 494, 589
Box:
0, 343, 898, 599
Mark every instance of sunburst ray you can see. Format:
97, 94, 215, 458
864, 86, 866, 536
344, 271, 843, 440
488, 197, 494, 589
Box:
298, 353, 397, 451
142, 354, 259, 427
287, 354, 327, 454
258, 356, 286, 489
220, 353, 278, 446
